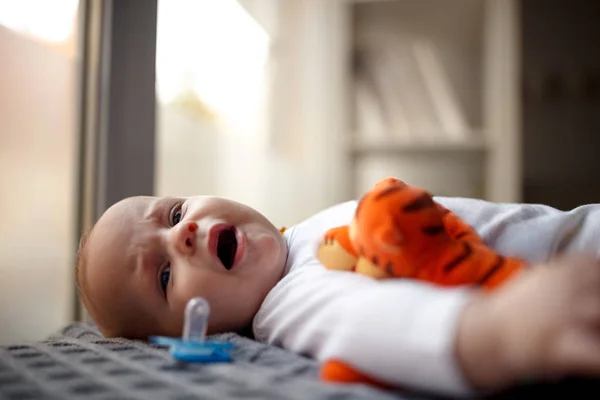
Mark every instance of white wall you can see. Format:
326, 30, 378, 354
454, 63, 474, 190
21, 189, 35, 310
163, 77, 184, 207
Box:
256, 0, 354, 227
155, 106, 220, 198
155, 0, 353, 229
0, 26, 77, 344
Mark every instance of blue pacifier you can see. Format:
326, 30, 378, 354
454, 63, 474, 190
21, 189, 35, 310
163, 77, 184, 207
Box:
150, 297, 233, 363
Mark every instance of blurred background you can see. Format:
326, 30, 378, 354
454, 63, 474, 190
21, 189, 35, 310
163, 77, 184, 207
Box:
0, 0, 599, 345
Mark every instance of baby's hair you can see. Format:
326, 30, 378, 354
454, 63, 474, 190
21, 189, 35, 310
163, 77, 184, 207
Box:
73, 224, 157, 339
74, 228, 94, 315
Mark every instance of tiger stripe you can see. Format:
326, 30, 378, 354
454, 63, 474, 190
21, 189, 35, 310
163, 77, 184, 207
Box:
455, 231, 470, 239
374, 184, 407, 201
478, 255, 505, 285
443, 242, 473, 273
403, 193, 435, 212
385, 262, 394, 275
422, 225, 445, 236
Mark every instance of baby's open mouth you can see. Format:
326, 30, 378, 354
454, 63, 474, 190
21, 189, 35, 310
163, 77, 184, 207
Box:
217, 227, 238, 270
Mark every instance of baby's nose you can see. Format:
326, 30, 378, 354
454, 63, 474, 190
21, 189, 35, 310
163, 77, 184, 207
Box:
173, 221, 198, 256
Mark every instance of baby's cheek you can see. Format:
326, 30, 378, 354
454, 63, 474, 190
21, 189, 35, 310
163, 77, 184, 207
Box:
172, 272, 211, 308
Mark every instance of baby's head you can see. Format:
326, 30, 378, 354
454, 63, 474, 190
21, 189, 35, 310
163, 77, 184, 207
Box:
75, 195, 287, 339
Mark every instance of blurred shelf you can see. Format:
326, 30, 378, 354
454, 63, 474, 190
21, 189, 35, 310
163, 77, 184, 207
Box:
343, 0, 520, 202
350, 0, 399, 3
349, 133, 488, 155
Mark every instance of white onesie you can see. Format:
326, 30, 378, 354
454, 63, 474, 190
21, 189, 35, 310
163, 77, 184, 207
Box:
253, 197, 600, 397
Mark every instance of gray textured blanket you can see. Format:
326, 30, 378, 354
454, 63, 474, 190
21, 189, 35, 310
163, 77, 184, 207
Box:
0, 323, 407, 400
1, 322, 599, 399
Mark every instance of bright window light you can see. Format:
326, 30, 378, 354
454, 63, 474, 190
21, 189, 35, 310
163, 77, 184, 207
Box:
0, 0, 78, 43
156, 0, 270, 135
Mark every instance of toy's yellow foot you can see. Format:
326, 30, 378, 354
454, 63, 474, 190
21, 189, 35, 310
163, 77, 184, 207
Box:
317, 240, 357, 271
318, 226, 357, 272
356, 257, 392, 279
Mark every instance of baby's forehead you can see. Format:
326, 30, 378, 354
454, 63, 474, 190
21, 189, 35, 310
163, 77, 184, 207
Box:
98, 196, 167, 231
109, 196, 159, 216
91, 195, 184, 262
110, 195, 183, 218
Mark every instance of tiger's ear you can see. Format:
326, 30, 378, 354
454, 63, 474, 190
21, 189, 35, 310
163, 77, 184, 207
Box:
374, 177, 403, 189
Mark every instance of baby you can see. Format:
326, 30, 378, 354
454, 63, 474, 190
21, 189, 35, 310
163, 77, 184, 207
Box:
76, 191, 600, 397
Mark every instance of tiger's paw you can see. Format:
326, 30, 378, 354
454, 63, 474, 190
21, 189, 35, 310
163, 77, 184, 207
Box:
321, 359, 392, 389
318, 226, 357, 271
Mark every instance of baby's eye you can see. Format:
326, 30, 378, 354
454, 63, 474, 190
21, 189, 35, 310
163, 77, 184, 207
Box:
170, 204, 182, 226
160, 264, 171, 294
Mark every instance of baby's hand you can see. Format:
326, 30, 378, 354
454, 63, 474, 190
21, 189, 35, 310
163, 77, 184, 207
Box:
456, 255, 600, 392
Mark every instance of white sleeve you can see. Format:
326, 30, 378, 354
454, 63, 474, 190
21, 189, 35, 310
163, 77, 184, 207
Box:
435, 197, 600, 262
253, 260, 476, 397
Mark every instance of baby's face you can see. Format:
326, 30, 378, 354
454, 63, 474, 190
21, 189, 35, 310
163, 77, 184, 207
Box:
81, 195, 287, 339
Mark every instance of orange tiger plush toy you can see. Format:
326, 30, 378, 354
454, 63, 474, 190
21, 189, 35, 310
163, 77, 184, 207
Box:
316, 177, 527, 388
